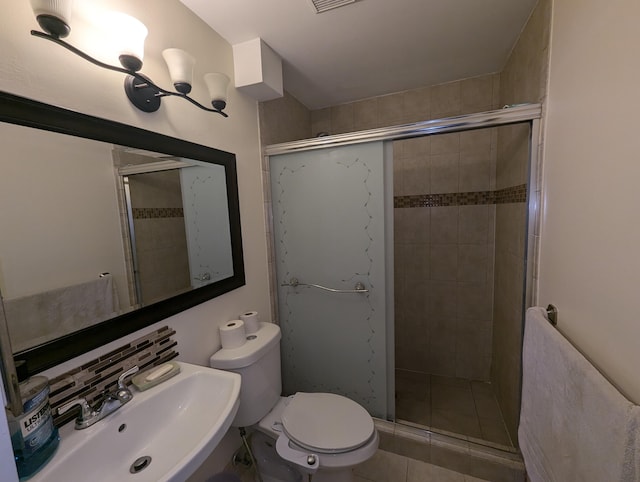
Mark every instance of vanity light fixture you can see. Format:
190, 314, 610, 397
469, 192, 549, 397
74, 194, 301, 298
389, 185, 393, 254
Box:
29, 0, 230, 117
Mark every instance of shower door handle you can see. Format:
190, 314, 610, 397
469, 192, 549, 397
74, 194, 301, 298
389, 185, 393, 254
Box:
281, 277, 368, 293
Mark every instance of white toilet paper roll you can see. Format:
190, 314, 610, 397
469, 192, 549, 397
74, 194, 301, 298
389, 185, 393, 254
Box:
219, 320, 246, 349
239, 311, 260, 334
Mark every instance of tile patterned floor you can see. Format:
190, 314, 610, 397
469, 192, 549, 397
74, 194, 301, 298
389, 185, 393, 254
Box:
231, 449, 491, 482
354, 449, 490, 482
395, 370, 513, 447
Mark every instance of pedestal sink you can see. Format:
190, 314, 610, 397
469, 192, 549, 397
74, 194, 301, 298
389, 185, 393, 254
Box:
31, 362, 241, 482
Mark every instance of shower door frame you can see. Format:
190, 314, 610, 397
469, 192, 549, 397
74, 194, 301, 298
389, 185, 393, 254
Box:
264, 104, 543, 430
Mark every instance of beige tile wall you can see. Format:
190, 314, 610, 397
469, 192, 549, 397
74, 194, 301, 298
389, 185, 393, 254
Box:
258, 91, 312, 146
128, 171, 190, 305
310, 74, 499, 137
394, 127, 497, 380
492, 0, 551, 444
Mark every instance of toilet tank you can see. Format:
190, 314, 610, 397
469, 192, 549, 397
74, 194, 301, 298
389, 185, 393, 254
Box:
210, 322, 282, 427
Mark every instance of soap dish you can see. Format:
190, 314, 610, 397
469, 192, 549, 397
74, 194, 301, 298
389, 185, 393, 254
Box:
132, 361, 180, 391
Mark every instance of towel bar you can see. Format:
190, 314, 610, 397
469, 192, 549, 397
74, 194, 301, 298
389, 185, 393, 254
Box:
281, 277, 368, 294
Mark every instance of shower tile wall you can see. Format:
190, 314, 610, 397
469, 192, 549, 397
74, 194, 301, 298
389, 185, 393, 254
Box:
493, 0, 551, 444
491, 124, 529, 443
258, 90, 312, 145
394, 129, 497, 380
127, 170, 191, 305
111, 150, 192, 308
310, 74, 499, 137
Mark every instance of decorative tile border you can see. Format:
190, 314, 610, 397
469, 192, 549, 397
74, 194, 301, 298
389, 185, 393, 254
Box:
132, 207, 184, 219
494, 184, 527, 204
394, 184, 527, 208
49, 326, 178, 426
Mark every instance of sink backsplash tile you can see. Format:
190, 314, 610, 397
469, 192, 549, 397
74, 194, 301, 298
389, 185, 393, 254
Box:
48, 326, 178, 426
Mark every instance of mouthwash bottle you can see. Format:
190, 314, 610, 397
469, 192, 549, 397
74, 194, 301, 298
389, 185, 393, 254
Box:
7, 375, 59, 480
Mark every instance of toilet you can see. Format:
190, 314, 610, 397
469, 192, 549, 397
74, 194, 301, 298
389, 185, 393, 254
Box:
210, 322, 378, 482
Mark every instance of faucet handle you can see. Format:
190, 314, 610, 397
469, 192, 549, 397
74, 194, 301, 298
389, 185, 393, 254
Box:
118, 366, 139, 389
110, 366, 139, 404
58, 398, 94, 421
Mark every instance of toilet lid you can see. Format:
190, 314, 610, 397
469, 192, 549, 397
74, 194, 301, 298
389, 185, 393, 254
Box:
281, 392, 374, 453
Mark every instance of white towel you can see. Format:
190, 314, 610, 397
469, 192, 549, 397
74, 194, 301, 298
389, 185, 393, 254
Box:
4, 275, 120, 352
519, 307, 640, 482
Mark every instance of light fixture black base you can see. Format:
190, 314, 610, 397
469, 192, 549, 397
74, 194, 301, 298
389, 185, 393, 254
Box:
212, 99, 227, 112
124, 75, 161, 113
174, 82, 192, 94
120, 55, 143, 73
36, 14, 70, 38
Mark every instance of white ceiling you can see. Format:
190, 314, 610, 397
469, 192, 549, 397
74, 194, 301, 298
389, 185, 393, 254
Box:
180, 0, 538, 109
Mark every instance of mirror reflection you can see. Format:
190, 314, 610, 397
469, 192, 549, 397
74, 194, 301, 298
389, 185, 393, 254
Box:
118, 150, 232, 307
0, 123, 233, 353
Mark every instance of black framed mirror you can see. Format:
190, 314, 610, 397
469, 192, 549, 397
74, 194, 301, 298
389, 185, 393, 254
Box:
0, 91, 245, 376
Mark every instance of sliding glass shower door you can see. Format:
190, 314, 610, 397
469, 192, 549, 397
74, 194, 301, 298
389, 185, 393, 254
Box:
270, 142, 392, 419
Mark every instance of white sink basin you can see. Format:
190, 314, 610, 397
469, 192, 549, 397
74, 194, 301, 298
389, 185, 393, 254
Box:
32, 362, 241, 482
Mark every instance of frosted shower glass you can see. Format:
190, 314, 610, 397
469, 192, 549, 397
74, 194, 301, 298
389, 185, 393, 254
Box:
180, 162, 233, 287
270, 141, 388, 418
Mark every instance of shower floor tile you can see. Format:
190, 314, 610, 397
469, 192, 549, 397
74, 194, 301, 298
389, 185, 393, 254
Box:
395, 369, 513, 448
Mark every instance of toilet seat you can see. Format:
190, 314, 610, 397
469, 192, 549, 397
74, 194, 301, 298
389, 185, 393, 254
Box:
261, 393, 379, 476
280, 392, 375, 454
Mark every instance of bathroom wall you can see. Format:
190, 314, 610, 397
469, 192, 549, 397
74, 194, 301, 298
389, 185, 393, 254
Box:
492, 0, 551, 443
539, 0, 640, 403
0, 0, 270, 479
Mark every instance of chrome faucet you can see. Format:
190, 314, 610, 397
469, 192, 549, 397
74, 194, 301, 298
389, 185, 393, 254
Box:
58, 366, 139, 429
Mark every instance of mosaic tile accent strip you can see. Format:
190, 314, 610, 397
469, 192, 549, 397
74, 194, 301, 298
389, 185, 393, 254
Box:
132, 207, 184, 219
494, 183, 527, 204
48, 326, 178, 427
394, 184, 527, 208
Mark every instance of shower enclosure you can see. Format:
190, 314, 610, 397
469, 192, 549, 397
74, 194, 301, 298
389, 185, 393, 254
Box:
116, 155, 233, 308
269, 141, 394, 420
266, 105, 540, 452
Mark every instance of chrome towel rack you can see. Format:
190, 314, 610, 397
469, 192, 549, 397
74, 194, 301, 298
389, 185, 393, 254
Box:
281, 277, 368, 294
